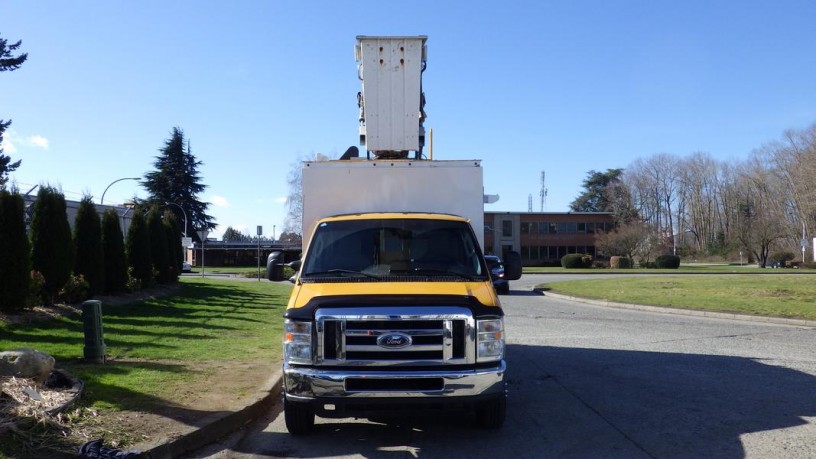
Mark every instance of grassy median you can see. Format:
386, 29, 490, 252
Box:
542, 274, 816, 320
0, 277, 291, 456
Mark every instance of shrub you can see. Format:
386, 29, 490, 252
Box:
803, 262, 816, 270
147, 206, 171, 283
561, 253, 592, 269
30, 186, 74, 304
654, 254, 681, 269
610, 256, 633, 269
126, 208, 153, 287
592, 260, 610, 269
102, 209, 128, 293
73, 196, 104, 295
0, 190, 31, 312
125, 267, 142, 292
59, 274, 90, 304
28, 271, 46, 308
770, 251, 796, 263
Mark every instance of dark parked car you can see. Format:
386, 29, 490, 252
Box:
485, 255, 509, 294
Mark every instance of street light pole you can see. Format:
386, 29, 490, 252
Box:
100, 177, 141, 205
164, 202, 188, 238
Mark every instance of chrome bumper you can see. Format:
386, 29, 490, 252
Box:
284, 360, 506, 401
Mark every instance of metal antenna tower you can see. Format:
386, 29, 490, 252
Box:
540, 171, 548, 212
528, 194, 533, 212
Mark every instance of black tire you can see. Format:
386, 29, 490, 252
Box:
284, 398, 315, 435
498, 284, 510, 295
475, 395, 506, 429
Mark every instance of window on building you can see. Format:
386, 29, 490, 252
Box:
502, 220, 513, 238
558, 223, 568, 233
577, 223, 586, 233
567, 223, 577, 233
549, 223, 558, 234
586, 222, 595, 233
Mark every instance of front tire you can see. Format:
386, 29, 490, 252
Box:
284, 397, 315, 435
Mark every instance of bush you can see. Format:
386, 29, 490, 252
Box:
126, 208, 153, 287
73, 196, 104, 295
59, 274, 90, 303
125, 267, 142, 292
609, 256, 633, 269
30, 186, 74, 304
102, 209, 128, 293
770, 251, 796, 263
803, 262, 816, 270
561, 253, 592, 269
0, 190, 31, 312
654, 254, 681, 269
592, 260, 610, 269
28, 271, 46, 308
147, 206, 171, 283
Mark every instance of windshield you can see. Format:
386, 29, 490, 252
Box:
301, 218, 487, 282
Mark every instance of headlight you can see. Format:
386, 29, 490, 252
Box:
477, 318, 504, 362
284, 319, 313, 364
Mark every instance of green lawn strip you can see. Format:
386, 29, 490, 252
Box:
542, 275, 816, 320
0, 278, 290, 411
523, 265, 809, 274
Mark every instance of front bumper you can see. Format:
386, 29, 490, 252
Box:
284, 361, 506, 400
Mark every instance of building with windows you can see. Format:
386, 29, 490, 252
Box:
484, 211, 616, 266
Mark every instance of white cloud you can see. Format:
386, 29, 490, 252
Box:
0, 136, 16, 153
210, 195, 230, 208
275, 197, 287, 204
0, 130, 49, 152
28, 135, 49, 149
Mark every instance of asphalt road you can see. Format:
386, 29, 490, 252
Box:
192, 274, 816, 458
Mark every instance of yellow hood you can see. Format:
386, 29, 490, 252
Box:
287, 281, 499, 310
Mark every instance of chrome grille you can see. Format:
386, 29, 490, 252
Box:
315, 307, 475, 366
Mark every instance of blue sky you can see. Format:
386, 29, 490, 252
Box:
3, 1, 815, 239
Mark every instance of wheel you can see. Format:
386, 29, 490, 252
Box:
284, 397, 315, 435
498, 284, 510, 295
475, 395, 506, 429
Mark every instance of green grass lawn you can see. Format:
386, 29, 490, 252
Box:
1, 278, 291, 455
542, 275, 816, 320
523, 264, 791, 274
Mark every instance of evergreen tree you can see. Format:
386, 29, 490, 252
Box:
143, 127, 215, 241
146, 205, 171, 283
0, 35, 28, 188
101, 209, 128, 293
73, 196, 104, 296
0, 190, 31, 311
163, 210, 182, 281
126, 208, 152, 287
569, 169, 625, 213
222, 226, 252, 242
30, 186, 74, 303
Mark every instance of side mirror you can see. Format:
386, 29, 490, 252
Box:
503, 251, 522, 281
287, 259, 302, 284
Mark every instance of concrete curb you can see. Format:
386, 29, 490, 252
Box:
141, 371, 284, 459
534, 288, 816, 328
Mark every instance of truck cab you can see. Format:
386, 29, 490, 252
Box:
283, 212, 506, 434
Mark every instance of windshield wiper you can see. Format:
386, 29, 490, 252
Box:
302, 269, 381, 280
410, 268, 480, 281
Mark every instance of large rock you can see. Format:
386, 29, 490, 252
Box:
0, 348, 56, 383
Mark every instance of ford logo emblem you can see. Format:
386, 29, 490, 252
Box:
377, 332, 412, 349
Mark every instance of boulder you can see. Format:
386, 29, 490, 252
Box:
0, 348, 56, 383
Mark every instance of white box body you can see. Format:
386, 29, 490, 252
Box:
302, 159, 484, 250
